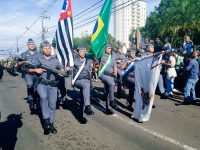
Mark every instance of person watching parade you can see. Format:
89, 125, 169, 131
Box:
27, 40, 64, 135
183, 35, 194, 55
19, 39, 39, 114
162, 52, 177, 99
99, 44, 118, 115
154, 38, 163, 53
183, 53, 199, 105
73, 44, 95, 124
163, 37, 172, 51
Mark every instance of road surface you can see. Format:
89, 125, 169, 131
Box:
0, 72, 199, 150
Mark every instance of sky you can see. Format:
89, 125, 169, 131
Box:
0, 0, 160, 56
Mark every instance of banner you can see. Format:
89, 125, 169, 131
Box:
132, 53, 163, 122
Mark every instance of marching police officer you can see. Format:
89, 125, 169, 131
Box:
99, 44, 118, 115
113, 44, 127, 98
0, 63, 3, 80
123, 49, 136, 110
28, 41, 64, 135
73, 44, 94, 124
20, 39, 39, 114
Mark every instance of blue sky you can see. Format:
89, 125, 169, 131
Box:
0, 0, 160, 56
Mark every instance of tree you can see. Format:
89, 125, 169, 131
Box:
52, 37, 56, 48
73, 34, 121, 51
141, 0, 200, 46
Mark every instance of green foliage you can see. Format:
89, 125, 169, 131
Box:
73, 36, 91, 50
141, 0, 200, 46
73, 34, 121, 51
52, 37, 56, 48
129, 29, 136, 43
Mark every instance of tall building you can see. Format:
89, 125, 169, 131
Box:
81, 29, 92, 38
114, 0, 146, 47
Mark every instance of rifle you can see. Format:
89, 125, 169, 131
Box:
19, 59, 63, 77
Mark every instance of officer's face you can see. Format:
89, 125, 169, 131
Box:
130, 51, 136, 59
78, 49, 86, 58
27, 43, 35, 51
42, 45, 51, 56
118, 47, 123, 54
105, 47, 111, 54
148, 46, 154, 53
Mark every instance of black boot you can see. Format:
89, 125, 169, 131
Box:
110, 99, 119, 109
29, 100, 36, 115
79, 116, 87, 124
84, 106, 95, 115
106, 108, 114, 115
49, 123, 57, 134
43, 119, 51, 135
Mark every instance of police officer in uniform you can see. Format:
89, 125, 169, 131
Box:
122, 49, 136, 110
73, 44, 94, 124
113, 44, 127, 98
20, 39, 39, 114
28, 41, 64, 135
99, 44, 118, 115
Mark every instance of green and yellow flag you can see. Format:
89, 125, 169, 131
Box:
87, 0, 112, 59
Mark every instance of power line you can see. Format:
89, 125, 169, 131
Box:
73, 0, 103, 18
73, 2, 103, 21
17, 0, 144, 52
33, 0, 142, 39
74, 0, 141, 29
48, 0, 142, 29
11, 0, 59, 51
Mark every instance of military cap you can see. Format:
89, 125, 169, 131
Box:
41, 40, 51, 47
119, 44, 123, 48
106, 43, 112, 48
27, 38, 35, 44
77, 43, 86, 50
146, 43, 154, 48
130, 47, 136, 52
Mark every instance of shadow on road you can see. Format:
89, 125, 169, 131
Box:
64, 89, 85, 123
0, 113, 23, 150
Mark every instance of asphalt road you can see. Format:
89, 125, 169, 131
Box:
0, 72, 199, 150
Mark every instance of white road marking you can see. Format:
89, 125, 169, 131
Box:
112, 114, 197, 150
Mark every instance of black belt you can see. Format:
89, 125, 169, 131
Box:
104, 72, 116, 78
77, 76, 90, 80
40, 79, 58, 87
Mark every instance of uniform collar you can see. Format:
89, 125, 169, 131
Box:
27, 50, 37, 55
40, 54, 55, 60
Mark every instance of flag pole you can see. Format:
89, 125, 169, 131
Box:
71, 0, 74, 87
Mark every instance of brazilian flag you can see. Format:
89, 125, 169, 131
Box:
87, 0, 112, 59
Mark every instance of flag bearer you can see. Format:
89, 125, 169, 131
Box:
99, 44, 118, 114
73, 44, 95, 124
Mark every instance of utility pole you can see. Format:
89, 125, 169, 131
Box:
16, 37, 19, 52
40, 11, 50, 43
136, 28, 141, 50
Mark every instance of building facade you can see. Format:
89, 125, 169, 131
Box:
114, 0, 146, 48
81, 29, 92, 38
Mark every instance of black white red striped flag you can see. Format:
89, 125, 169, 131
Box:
56, 0, 74, 67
